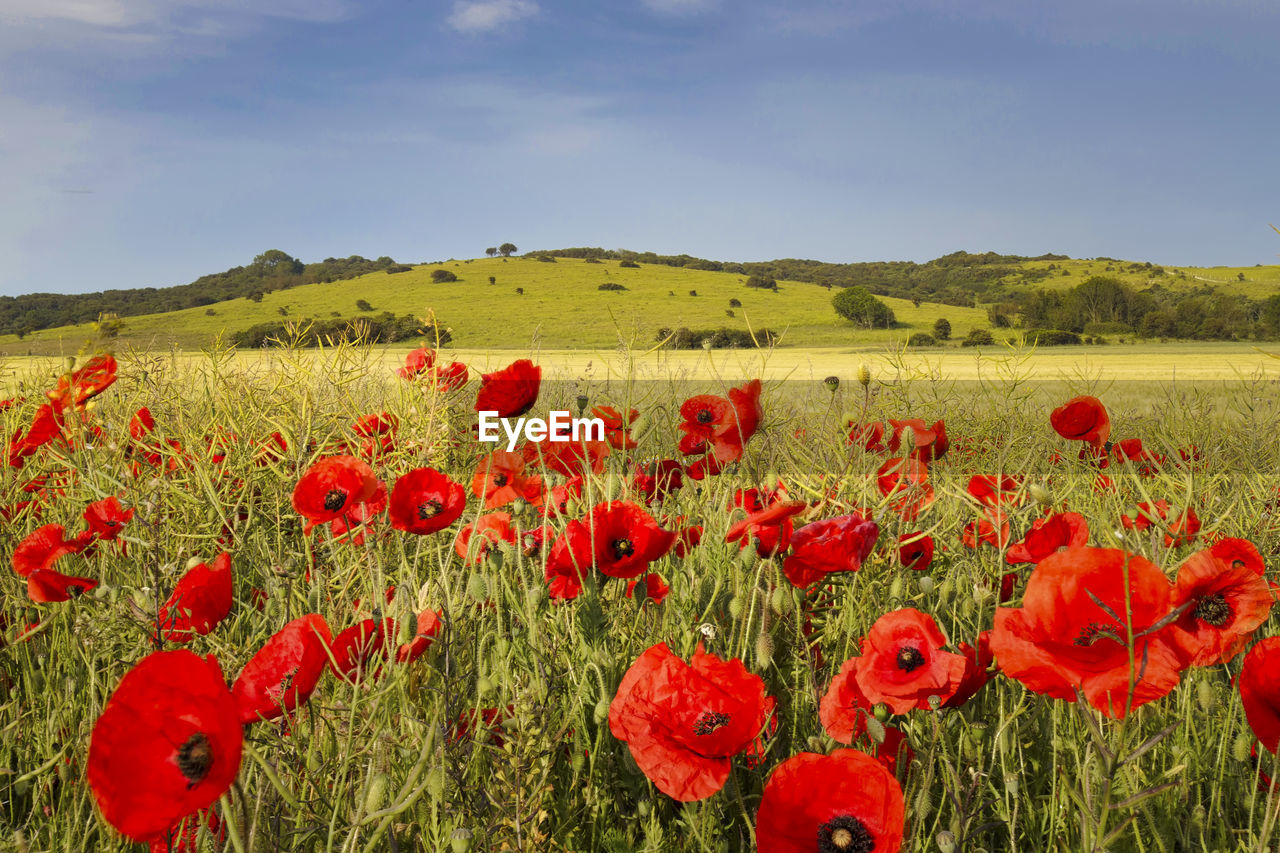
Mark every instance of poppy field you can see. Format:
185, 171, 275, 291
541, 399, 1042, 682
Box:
6, 341, 1280, 853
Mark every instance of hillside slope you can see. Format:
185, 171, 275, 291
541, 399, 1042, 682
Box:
0, 257, 990, 353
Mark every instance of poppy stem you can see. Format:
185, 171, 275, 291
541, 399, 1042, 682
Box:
244, 742, 302, 810
219, 790, 248, 853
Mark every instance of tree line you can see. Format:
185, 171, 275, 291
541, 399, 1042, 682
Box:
0, 251, 405, 337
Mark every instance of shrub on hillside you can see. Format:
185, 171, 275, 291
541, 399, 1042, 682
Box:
833, 286, 896, 329
598, 282, 627, 291
655, 327, 779, 349
745, 275, 777, 290
619, 260, 640, 268
1024, 329, 1082, 346
962, 328, 996, 347
431, 269, 458, 283
907, 333, 937, 347
232, 314, 448, 348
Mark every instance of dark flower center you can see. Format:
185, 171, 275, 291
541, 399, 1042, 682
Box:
611, 537, 635, 559
692, 711, 731, 736
493, 473, 509, 487
818, 815, 875, 853
417, 499, 444, 520
895, 646, 926, 672
1193, 593, 1232, 627
695, 408, 714, 425
1074, 621, 1122, 647
323, 489, 347, 512
177, 732, 214, 788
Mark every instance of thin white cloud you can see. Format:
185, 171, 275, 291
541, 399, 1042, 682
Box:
447, 0, 539, 33
0, 0, 352, 36
642, 0, 718, 14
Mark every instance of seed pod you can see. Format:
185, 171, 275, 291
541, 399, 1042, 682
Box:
450, 828, 473, 853
889, 576, 904, 601
937, 831, 958, 853
728, 595, 745, 620
467, 572, 489, 603
1233, 732, 1252, 762
1196, 679, 1214, 714
593, 699, 610, 725
770, 586, 790, 615
364, 773, 390, 813
918, 575, 935, 595
823, 376, 840, 392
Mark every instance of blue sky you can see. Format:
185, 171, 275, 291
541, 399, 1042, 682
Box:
1, 0, 1277, 296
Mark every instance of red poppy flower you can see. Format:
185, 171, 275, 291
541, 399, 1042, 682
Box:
1050, 395, 1110, 445
887, 418, 948, 463
156, 553, 233, 644
455, 512, 517, 564
395, 609, 443, 663
431, 360, 469, 392
674, 524, 703, 558
633, 459, 684, 503
87, 650, 242, 842
941, 631, 994, 708
818, 657, 873, 744
966, 474, 1023, 508
781, 512, 879, 588
545, 519, 594, 600
523, 434, 611, 477
232, 614, 333, 724
352, 412, 397, 459
1210, 537, 1265, 575
1006, 512, 1089, 565
588, 500, 676, 579
389, 467, 467, 535
48, 353, 118, 412
1122, 500, 1200, 547
253, 431, 289, 466
897, 533, 934, 571
84, 496, 134, 542
961, 508, 1011, 550
755, 749, 905, 853
7, 403, 65, 467
1240, 637, 1280, 753
608, 642, 773, 801
475, 358, 541, 418
850, 608, 967, 714
876, 457, 934, 520
625, 573, 669, 603
990, 547, 1182, 718
847, 421, 885, 451
397, 347, 435, 380
28, 567, 99, 602
1167, 549, 1272, 666
592, 406, 640, 450
291, 455, 380, 534
1111, 437, 1164, 472
329, 618, 393, 682
12, 524, 95, 577
472, 450, 544, 508
683, 453, 727, 480
726, 499, 807, 558
678, 379, 763, 463
327, 480, 387, 546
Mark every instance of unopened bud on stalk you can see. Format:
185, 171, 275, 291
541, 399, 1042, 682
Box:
770, 586, 790, 615
1196, 679, 1214, 713
755, 632, 774, 669
936, 831, 957, 853
872, 705, 890, 724
450, 828, 473, 853
728, 595, 745, 620
1028, 482, 1054, 506
857, 364, 871, 387
364, 773, 389, 813
1233, 733, 1253, 762
918, 575, 935, 595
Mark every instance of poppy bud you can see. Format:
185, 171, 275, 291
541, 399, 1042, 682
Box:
365, 773, 390, 813
1192, 805, 1206, 827
918, 575, 935, 595
857, 364, 871, 387
728, 595, 745, 619
1028, 482, 1053, 505
593, 698, 609, 725
866, 713, 887, 742
450, 828, 473, 853
823, 375, 840, 392
937, 831, 958, 853
307, 586, 323, 613
477, 676, 494, 698
466, 573, 489, 603
770, 586, 790, 615
1196, 679, 1214, 713
889, 576, 904, 600
427, 769, 445, 798
755, 633, 774, 669
637, 800, 651, 817
1232, 733, 1252, 762
1003, 773, 1019, 795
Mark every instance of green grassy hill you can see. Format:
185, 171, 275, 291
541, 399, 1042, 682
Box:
3, 252, 1277, 355
0, 257, 991, 353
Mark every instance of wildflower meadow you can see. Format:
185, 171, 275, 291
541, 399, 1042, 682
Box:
6, 339, 1280, 853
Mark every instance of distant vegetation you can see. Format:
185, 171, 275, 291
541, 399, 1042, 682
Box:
655, 327, 780, 349
230, 313, 444, 349
0, 250, 403, 337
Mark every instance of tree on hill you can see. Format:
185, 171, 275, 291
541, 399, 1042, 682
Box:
933, 318, 951, 340
498, 243, 518, 257
832, 286, 895, 329
486, 247, 497, 258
